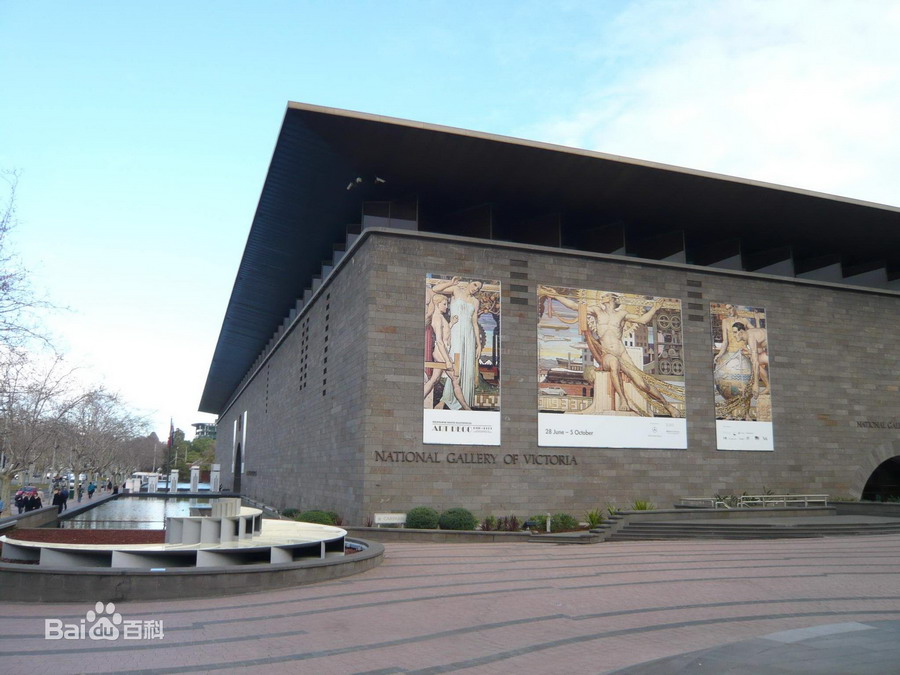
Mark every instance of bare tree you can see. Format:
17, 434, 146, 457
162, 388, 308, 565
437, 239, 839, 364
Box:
62, 389, 148, 488
0, 170, 52, 348
0, 349, 83, 513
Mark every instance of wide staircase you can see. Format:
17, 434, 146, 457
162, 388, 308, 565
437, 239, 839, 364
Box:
592, 502, 900, 542
602, 518, 900, 541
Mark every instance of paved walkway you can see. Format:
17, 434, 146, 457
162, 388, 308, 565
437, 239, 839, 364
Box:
2, 533, 900, 673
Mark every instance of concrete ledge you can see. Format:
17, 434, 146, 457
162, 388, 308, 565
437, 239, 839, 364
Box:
0, 537, 383, 603
624, 506, 838, 523
834, 501, 900, 518
345, 526, 532, 543
0, 505, 64, 530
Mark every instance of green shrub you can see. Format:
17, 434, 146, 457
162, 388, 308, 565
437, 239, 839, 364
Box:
296, 509, 336, 525
282, 508, 300, 519
630, 499, 655, 511
529, 514, 548, 531
529, 513, 580, 532
606, 502, 620, 516
585, 508, 603, 528
406, 506, 440, 529
481, 515, 497, 531
439, 507, 478, 531
326, 510, 343, 526
550, 513, 579, 532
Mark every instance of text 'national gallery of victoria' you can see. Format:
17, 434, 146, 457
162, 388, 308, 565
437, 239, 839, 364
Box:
201, 103, 900, 523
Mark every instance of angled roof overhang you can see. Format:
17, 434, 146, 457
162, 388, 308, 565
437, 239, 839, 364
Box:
200, 102, 900, 414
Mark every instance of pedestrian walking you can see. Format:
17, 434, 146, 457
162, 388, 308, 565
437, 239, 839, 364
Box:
25, 490, 42, 512
14, 490, 26, 514
52, 488, 64, 514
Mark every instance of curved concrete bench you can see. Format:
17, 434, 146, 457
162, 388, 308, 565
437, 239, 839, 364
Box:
165, 500, 263, 546
1, 519, 348, 569
0, 536, 383, 602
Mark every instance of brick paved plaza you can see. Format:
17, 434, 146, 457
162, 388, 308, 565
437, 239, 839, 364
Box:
2, 534, 900, 673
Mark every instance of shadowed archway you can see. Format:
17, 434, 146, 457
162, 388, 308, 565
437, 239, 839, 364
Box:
862, 456, 900, 501
233, 442, 242, 494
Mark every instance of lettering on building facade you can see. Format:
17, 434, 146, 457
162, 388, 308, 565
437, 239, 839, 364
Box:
856, 420, 900, 430
373, 451, 577, 466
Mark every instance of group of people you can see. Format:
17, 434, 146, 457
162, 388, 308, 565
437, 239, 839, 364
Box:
8, 478, 107, 515
13, 489, 44, 513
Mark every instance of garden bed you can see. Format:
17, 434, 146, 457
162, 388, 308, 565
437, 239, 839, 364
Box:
6, 528, 166, 545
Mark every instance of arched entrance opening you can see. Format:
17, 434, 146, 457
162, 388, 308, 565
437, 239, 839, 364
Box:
233, 443, 242, 494
861, 456, 900, 501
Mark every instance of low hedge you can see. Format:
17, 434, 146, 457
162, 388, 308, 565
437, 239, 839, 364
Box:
296, 509, 336, 525
406, 506, 440, 529
529, 512, 580, 532
438, 507, 477, 531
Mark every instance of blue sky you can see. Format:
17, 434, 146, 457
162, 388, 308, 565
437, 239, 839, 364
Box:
2, 1, 898, 439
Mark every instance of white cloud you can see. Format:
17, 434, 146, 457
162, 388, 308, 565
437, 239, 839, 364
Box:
524, 0, 900, 206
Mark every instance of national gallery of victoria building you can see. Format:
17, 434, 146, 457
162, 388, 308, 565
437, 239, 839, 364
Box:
200, 103, 900, 523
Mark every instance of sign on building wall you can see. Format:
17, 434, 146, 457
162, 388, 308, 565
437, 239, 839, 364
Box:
537, 286, 687, 448
710, 302, 774, 451
423, 275, 501, 445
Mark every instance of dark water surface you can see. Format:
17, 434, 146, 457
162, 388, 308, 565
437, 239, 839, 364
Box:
63, 497, 211, 529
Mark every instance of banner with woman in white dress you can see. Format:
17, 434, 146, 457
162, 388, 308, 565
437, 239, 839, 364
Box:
423, 275, 501, 445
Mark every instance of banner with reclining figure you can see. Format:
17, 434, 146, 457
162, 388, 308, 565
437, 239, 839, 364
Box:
537, 285, 686, 448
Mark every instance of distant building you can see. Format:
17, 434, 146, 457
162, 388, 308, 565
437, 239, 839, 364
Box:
191, 422, 217, 440
201, 102, 900, 523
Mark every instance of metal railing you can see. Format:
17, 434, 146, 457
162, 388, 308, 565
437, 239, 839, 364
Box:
680, 497, 731, 509
680, 495, 829, 509
738, 494, 829, 507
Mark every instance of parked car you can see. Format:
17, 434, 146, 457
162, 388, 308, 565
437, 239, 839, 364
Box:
540, 386, 566, 396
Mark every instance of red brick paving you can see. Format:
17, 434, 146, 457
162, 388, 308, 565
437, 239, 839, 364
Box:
8, 528, 166, 544
1, 534, 900, 673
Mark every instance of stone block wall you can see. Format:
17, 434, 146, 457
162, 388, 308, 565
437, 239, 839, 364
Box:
217, 243, 373, 522
361, 232, 899, 519
218, 229, 900, 524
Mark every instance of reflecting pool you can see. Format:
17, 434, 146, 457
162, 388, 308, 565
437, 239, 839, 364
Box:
63, 497, 211, 529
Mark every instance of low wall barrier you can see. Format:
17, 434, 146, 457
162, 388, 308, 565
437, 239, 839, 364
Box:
834, 501, 900, 518
345, 526, 532, 543
0, 537, 383, 602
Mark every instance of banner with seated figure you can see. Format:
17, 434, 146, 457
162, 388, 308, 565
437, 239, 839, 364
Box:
710, 302, 774, 451
537, 285, 686, 448
423, 275, 501, 445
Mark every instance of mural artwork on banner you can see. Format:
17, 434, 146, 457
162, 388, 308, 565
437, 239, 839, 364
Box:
537, 286, 686, 448
424, 275, 501, 445
711, 303, 773, 451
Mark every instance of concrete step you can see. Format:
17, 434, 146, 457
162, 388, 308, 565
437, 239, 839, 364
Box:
606, 521, 900, 541
527, 532, 602, 544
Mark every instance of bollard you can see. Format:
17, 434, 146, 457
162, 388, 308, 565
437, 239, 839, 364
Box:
546, 512, 551, 533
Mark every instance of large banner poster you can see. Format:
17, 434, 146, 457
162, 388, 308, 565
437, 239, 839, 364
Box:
423, 275, 501, 445
710, 303, 774, 451
537, 286, 686, 448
